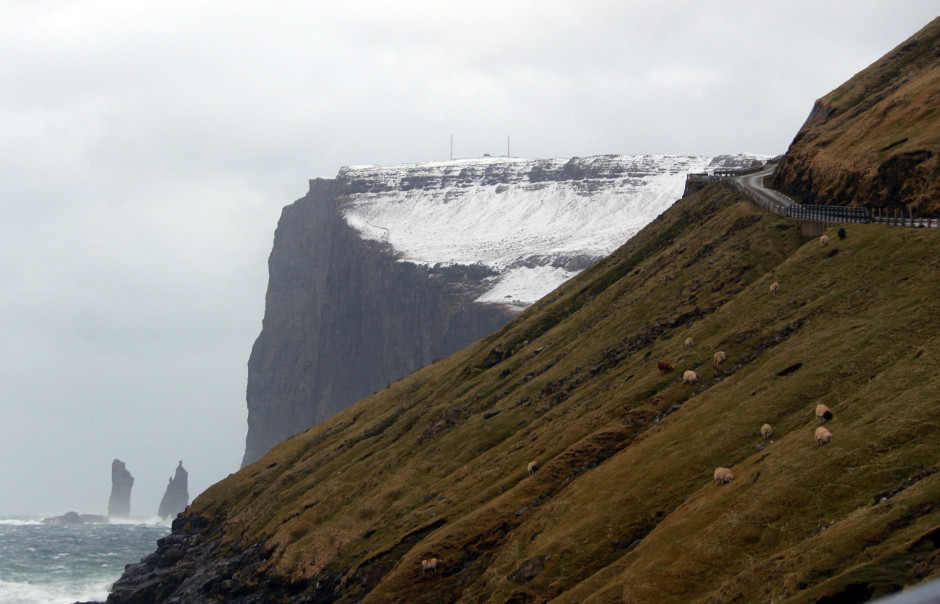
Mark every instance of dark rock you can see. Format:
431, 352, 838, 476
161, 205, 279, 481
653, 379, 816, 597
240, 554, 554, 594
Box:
105, 515, 308, 604
510, 555, 549, 584
108, 459, 134, 520
158, 461, 189, 519
42, 511, 84, 524
776, 362, 803, 377
42, 512, 109, 525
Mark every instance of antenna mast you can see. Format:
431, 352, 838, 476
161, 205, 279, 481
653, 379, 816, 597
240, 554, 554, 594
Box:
450, 134, 453, 160
507, 136, 510, 157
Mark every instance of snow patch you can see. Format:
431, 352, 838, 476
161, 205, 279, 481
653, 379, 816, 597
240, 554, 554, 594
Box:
339, 154, 766, 306
475, 265, 578, 308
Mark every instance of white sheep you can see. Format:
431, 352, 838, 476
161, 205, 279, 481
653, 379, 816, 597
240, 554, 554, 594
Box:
685, 337, 694, 349
820, 234, 829, 247
761, 423, 773, 440
815, 426, 832, 446
527, 461, 539, 475
713, 351, 727, 367
422, 558, 443, 573
683, 370, 698, 384
770, 281, 780, 294
815, 404, 833, 422
713, 467, 734, 485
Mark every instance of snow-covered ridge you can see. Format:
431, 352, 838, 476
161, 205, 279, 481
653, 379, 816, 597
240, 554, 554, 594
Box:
339, 154, 766, 308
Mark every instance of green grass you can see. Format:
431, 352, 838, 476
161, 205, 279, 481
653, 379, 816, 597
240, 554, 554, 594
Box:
188, 184, 940, 602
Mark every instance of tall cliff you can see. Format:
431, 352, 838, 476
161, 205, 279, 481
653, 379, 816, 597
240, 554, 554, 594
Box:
242, 178, 515, 466
242, 154, 762, 466
771, 17, 940, 215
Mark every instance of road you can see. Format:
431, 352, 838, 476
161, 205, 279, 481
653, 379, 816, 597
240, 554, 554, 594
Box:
729, 162, 937, 228
732, 164, 796, 213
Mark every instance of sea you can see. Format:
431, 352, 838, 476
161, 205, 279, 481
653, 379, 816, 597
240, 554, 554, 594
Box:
0, 517, 171, 604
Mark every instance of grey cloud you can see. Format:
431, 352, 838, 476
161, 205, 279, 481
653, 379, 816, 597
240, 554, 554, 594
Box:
0, 0, 936, 516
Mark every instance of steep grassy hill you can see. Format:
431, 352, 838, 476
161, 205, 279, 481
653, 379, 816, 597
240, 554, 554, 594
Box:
771, 17, 940, 215
110, 184, 940, 603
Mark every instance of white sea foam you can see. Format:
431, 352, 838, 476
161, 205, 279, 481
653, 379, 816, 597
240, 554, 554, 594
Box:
106, 516, 172, 527
0, 578, 112, 604
0, 517, 170, 604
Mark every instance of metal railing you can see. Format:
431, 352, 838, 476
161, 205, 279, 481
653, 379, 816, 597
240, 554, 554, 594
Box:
786, 204, 871, 224
693, 170, 939, 229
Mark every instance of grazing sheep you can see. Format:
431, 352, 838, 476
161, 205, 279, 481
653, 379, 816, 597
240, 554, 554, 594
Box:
838, 228, 846, 240
527, 461, 539, 475
685, 337, 694, 349
820, 234, 829, 247
683, 370, 698, 384
761, 423, 773, 440
815, 404, 833, 422
422, 558, 443, 573
713, 351, 727, 367
770, 281, 780, 294
815, 426, 832, 447
657, 361, 674, 372
713, 467, 734, 485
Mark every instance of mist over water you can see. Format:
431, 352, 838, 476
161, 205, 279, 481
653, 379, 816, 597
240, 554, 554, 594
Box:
0, 518, 170, 604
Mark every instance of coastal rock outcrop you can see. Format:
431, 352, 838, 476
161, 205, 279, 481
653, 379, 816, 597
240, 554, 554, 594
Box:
157, 461, 189, 519
107, 459, 134, 520
41, 511, 108, 524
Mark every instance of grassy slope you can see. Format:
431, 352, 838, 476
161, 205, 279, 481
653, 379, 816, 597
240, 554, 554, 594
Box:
190, 185, 940, 602
772, 17, 940, 213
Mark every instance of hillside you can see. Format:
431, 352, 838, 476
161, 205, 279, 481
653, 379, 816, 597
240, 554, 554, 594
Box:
243, 153, 762, 467
109, 184, 940, 603
771, 17, 940, 215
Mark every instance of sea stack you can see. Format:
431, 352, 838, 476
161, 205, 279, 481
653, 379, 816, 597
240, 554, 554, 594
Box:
157, 461, 189, 519
107, 459, 134, 519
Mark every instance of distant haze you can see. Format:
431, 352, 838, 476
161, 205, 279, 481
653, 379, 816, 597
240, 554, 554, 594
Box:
0, 1, 936, 516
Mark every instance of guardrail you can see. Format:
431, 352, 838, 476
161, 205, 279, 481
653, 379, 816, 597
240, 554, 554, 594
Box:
786, 204, 871, 224
869, 207, 939, 228
691, 171, 939, 229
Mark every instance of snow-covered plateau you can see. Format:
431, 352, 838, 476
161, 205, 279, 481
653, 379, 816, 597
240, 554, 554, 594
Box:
340, 154, 764, 308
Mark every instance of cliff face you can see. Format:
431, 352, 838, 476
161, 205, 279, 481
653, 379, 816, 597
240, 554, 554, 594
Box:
242, 154, 764, 467
771, 17, 940, 214
242, 178, 515, 466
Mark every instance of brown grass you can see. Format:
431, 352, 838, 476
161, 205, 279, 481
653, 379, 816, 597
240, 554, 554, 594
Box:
188, 185, 940, 602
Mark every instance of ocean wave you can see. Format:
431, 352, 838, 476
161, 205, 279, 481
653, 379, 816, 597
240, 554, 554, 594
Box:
105, 516, 172, 527
0, 516, 172, 528
0, 577, 112, 604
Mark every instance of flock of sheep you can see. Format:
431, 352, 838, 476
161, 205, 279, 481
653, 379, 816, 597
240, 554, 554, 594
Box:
715, 404, 833, 485
684, 234, 841, 487
421, 233, 845, 575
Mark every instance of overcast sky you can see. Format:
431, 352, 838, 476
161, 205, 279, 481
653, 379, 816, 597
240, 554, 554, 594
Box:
0, 1, 935, 517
